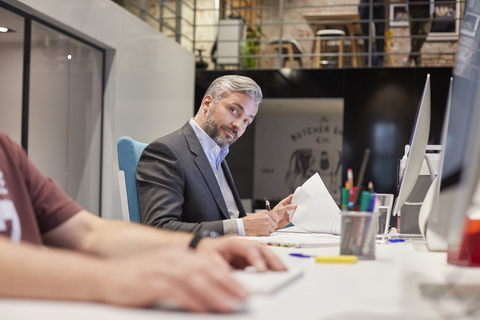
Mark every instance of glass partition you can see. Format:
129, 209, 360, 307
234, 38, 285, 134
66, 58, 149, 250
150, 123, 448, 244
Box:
28, 21, 103, 214
0, 7, 24, 144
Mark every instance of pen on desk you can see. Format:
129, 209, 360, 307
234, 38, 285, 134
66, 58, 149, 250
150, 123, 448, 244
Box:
352, 148, 371, 209
289, 253, 359, 264
347, 168, 354, 188
316, 256, 358, 264
289, 253, 313, 258
347, 186, 357, 210
368, 192, 377, 212
265, 200, 271, 211
359, 191, 372, 212
367, 181, 374, 193
388, 239, 405, 243
341, 187, 349, 211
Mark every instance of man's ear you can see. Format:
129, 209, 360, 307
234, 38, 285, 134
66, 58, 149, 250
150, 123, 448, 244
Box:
201, 95, 213, 112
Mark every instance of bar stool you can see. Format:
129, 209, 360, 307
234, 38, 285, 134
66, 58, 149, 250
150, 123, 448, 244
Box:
268, 39, 304, 68
315, 29, 346, 68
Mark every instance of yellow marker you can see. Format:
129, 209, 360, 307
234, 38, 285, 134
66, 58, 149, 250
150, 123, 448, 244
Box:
315, 255, 358, 264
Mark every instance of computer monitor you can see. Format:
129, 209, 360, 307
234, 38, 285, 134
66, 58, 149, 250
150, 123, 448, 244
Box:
439, 75, 480, 257
419, 77, 453, 251
418, 4, 480, 257
443, 4, 480, 263
387, 74, 431, 233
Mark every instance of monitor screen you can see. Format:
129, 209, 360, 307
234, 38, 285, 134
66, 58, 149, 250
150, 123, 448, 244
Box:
389, 75, 431, 231
421, 78, 452, 251
444, 4, 480, 262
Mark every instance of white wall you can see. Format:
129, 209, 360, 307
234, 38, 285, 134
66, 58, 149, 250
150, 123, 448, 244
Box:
11, 0, 195, 219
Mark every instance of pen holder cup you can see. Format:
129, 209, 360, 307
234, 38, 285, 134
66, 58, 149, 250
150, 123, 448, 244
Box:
340, 212, 379, 260
374, 193, 394, 235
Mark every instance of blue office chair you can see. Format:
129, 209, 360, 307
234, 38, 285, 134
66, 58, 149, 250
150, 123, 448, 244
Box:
117, 136, 148, 223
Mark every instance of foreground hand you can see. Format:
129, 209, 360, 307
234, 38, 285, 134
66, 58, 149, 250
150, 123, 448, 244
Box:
197, 236, 287, 272
100, 247, 248, 313
272, 194, 297, 230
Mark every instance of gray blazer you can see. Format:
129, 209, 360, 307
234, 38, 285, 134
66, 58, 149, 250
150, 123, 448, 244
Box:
136, 122, 246, 234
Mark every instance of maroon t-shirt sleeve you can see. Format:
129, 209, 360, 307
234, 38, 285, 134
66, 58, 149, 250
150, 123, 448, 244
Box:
12, 136, 83, 234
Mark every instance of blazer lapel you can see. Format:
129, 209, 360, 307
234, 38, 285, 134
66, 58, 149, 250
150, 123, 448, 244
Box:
182, 123, 230, 220
221, 161, 247, 217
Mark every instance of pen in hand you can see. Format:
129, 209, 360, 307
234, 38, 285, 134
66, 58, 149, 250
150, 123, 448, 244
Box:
265, 199, 279, 226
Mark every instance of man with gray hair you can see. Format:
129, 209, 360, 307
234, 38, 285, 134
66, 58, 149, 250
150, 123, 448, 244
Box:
137, 75, 295, 236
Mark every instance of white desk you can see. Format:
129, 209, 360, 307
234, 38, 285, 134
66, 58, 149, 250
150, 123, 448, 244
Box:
3, 231, 480, 320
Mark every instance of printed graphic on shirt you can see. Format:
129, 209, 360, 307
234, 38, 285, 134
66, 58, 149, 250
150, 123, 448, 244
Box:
0, 171, 21, 242
0, 171, 7, 195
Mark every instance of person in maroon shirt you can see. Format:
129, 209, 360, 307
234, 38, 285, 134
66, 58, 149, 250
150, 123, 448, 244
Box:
0, 131, 286, 313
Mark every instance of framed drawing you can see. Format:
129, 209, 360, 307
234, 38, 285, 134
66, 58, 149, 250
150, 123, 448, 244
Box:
390, 3, 409, 27
427, 0, 462, 41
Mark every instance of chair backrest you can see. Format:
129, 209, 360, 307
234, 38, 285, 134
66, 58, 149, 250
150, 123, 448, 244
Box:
117, 136, 148, 223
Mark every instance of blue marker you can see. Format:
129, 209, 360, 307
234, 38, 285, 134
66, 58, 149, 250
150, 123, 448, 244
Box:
388, 239, 405, 243
368, 192, 377, 212
289, 253, 313, 258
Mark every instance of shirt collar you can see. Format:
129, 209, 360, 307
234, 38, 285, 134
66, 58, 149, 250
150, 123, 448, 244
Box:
189, 118, 229, 169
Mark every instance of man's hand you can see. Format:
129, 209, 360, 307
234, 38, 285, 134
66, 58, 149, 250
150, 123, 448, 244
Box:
272, 194, 297, 230
196, 236, 287, 272
101, 247, 248, 313
241, 210, 279, 236
241, 195, 297, 236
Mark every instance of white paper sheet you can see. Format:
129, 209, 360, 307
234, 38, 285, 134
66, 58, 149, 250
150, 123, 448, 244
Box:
288, 172, 342, 234
245, 231, 340, 248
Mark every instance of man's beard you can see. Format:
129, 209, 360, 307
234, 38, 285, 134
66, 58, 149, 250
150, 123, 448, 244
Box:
204, 106, 238, 148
